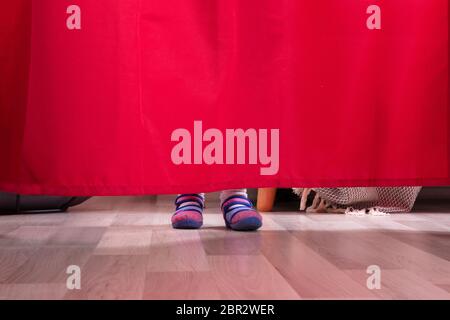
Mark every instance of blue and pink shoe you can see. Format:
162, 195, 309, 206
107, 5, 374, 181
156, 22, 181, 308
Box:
171, 194, 204, 229
221, 195, 263, 231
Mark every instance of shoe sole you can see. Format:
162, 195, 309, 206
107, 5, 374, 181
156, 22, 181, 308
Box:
172, 219, 203, 229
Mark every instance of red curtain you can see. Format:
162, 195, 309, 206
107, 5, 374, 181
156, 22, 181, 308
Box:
0, 0, 448, 196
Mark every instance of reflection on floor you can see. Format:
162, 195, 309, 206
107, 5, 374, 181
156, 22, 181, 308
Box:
0, 195, 449, 300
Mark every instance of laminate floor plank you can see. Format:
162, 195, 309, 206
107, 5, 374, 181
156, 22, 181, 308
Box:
144, 272, 221, 300
64, 255, 148, 300
147, 230, 209, 272
0, 196, 448, 299
207, 255, 301, 300
94, 226, 152, 255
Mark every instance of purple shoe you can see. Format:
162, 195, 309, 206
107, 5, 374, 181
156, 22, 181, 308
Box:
172, 194, 204, 229
221, 195, 262, 231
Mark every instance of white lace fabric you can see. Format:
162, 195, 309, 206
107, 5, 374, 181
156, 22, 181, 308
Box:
293, 187, 421, 214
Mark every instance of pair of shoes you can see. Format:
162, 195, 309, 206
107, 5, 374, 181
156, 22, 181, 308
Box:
171, 194, 262, 231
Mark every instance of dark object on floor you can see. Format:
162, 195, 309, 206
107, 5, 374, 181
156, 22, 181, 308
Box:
0, 192, 90, 214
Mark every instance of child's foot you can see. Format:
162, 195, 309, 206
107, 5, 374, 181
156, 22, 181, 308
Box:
172, 194, 204, 229
221, 195, 262, 231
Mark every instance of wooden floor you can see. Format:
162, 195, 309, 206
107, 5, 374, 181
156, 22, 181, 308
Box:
0, 195, 449, 300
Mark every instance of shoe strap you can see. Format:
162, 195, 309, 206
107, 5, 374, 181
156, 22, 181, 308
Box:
221, 195, 255, 223
175, 194, 204, 209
